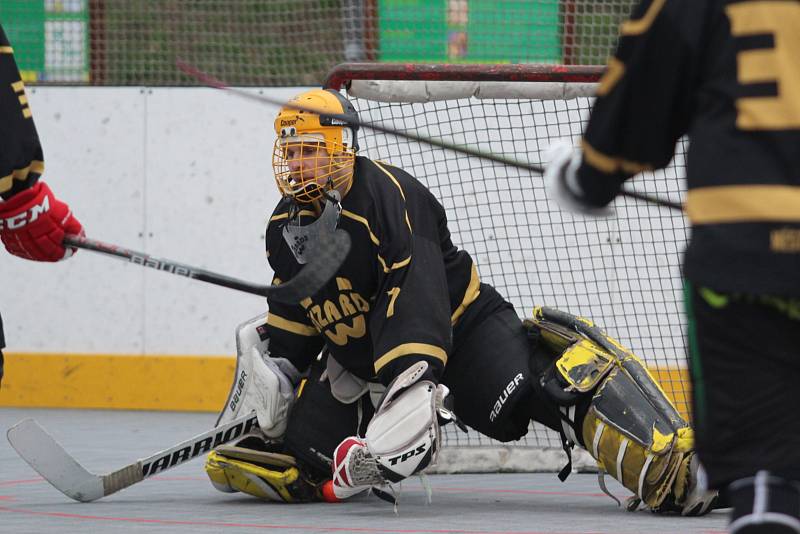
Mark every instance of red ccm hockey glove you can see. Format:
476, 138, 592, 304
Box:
0, 181, 84, 261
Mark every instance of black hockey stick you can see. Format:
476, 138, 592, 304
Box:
64, 232, 350, 303
175, 60, 683, 213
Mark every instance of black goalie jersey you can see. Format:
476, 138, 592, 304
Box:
265, 156, 485, 384
574, 0, 800, 296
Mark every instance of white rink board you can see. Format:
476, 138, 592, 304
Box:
1, 87, 303, 355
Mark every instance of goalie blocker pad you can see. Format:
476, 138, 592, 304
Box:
216, 313, 300, 438
365, 361, 443, 483
527, 307, 712, 513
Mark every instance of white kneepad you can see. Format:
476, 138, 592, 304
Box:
364, 362, 445, 482
216, 313, 300, 438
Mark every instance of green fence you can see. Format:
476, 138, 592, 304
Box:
0, 0, 89, 82
0, 0, 636, 86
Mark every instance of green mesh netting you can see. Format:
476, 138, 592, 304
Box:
0, 0, 637, 86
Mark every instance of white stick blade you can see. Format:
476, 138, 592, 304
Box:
7, 418, 104, 502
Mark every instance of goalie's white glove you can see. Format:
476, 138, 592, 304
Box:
544, 141, 614, 217
331, 362, 454, 500
216, 313, 301, 438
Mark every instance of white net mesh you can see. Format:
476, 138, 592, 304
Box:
337, 67, 690, 471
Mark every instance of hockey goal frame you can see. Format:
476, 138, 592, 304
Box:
321, 62, 689, 475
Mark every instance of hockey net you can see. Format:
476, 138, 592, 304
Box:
325, 63, 690, 473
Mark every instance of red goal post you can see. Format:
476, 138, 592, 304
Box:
323, 63, 690, 474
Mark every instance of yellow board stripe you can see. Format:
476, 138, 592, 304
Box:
687, 185, 800, 224
267, 312, 319, 336
0, 352, 236, 412
649, 367, 692, 422
0, 46, 14, 54
0, 352, 693, 420
374, 343, 448, 374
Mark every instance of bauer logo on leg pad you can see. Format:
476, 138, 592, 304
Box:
489, 372, 525, 422
228, 369, 248, 414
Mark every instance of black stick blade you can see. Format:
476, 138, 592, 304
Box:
267, 229, 351, 303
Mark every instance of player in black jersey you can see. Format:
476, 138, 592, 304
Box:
545, 1, 800, 532
0, 23, 85, 389
205, 88, 715, 515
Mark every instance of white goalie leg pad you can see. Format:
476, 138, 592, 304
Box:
216, 313, 300, 438
364, 361, 443, 483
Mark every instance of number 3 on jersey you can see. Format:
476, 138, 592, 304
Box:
726, 2, 800, 130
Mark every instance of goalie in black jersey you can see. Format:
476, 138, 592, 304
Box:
544, 1, 800, 532
204, 88, 715, 515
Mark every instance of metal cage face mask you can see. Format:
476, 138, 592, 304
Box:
272, 89, 359, 204
272, 137, 355, 204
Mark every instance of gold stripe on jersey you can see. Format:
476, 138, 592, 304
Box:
10, 80, 31, 118
374, 161, 406, 202
451, 262, 481, 325
771, 228, 800, 253
686, 185, 800, 224
373, 160, 413, 233
296, 378, 308, 399
341, 208, 410, 271
378, 254, 411, 273
0, 46, 13, 54
269, 209, 316, 223
620, 0, 666, 36
266, 313, 319, 337
597, 57, 626, 97
0, 160, 44, 194
341, 210, 380, 246
582, 140, 652, 175
374, 343, 447, 374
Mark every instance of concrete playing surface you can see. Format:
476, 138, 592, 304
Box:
0, 408, 729, 533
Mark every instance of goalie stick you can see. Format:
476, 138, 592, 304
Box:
64, 231, 350, 303
6, 412, 259, 502
175, 60, 682, 213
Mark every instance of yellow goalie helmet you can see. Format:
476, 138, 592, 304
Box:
272, 88, 359, 204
